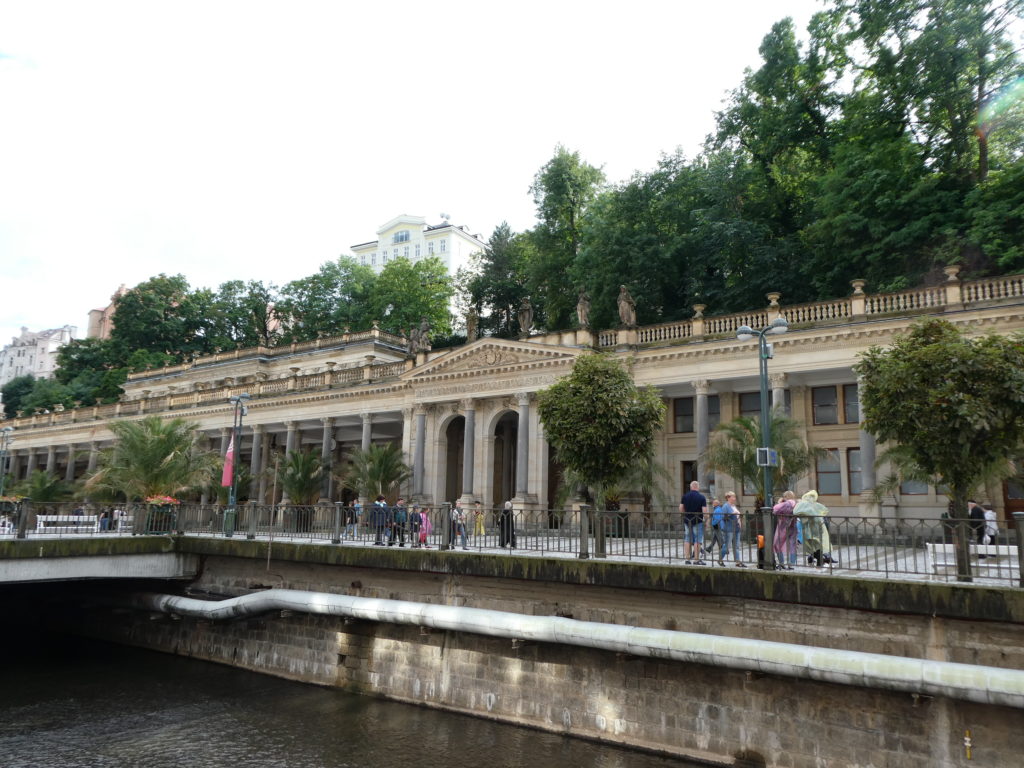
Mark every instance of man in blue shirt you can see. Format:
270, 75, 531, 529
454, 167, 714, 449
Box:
680, 480, 708, 564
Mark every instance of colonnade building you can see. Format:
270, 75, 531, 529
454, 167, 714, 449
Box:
3, 268, 1023, 521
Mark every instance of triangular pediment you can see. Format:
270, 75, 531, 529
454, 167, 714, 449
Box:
404, 338, 582, 381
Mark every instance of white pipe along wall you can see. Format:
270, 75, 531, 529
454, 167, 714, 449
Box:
133, 589, 1024, 709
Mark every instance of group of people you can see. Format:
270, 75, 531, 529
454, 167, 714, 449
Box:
366, 496, 435, 548
358, 496, 517, 550
680, 481, 838, 569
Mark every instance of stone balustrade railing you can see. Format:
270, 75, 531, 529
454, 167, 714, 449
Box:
126, 326, 408, 382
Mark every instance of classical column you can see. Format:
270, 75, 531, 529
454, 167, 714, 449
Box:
360, 413, 373, 452
285, 421, 299, 456
9, 450, 22, 482
25, 449, 37, 477
64, 444, 76, 483
514, 392, 530, 500
219, 428, 230, 457
857, 379, 878, 516
413, 407, 427, 498
694, 379, 711, 492
258, 430, 271, 504
770, 372, 788, 415
280, 421, 299, 505
249, 424, 264, 501
319, 418, 334, 502
45, 445, 56, 476
87, 442, 99, 474
461, 398, 476, 500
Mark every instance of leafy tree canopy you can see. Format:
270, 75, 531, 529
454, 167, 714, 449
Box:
855, 318, 1024, 516
536, 354, 665, 502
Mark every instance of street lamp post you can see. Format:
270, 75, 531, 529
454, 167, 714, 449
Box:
737, 317, 788, 568
0, 427, 14, 497
226, 393, 251, 537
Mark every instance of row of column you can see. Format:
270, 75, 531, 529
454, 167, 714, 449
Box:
2, 442, 101, 484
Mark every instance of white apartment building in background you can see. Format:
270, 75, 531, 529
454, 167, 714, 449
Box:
0, 325, 77, 387
351, 214, 487, 276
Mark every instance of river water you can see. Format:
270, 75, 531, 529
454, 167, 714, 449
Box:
0, 632, 698, 768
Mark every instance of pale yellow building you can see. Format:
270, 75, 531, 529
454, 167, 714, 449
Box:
3, 268, 1023, 521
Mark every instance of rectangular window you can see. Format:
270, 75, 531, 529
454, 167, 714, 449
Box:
393, 248, 398, 260
428, 242, 434, 255
440, 239, 447, 253
371, 253, 376, 266
415, 243, 421, 258
403, 246, 409, 258
739, 392, 761, 420
708, 395, 720, 430
900, 479, 929, 495
843, 384, 860, 423
812, 386, 839, 425
847, 448, 862, 495
382, 251, 388, 263
673, 398, 694, 433
816, 449, 842, 494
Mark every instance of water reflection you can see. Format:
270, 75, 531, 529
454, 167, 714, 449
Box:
0, 634, 697, 768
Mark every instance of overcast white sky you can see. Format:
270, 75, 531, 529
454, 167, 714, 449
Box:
0, 0, 824, 345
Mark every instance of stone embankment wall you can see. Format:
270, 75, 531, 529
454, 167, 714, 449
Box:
70, 551, 1024, 768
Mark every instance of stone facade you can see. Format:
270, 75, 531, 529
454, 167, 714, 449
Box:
3, 270, 1024, 519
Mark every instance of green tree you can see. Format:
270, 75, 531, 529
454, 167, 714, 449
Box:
275, 257, 376, 343
342, 443, 411, 500
703, 411, 825, 508
463, 222, 531, 337
528, 146, 605, 329
855, 319, 1024, 579
1, 375, 35, 417
86, 416, 218, 501
368, 256, 454, 338
208, 280, 280, 349
12, 470, 72, 502
536, 354, 665, 504
279, 449, 325, 506
20, 378, 75, 414
54, 337, 128, 404
110, 274, 212, 362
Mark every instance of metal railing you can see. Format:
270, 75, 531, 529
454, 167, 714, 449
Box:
2, 501, 1021, 587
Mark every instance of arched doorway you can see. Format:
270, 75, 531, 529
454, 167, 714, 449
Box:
444, 416, 465, 504
491, 411, 518, 506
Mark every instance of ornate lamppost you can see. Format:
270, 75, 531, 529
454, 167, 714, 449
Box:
736, 317, 789, 510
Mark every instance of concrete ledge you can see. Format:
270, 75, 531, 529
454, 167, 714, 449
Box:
175, 537, 1024, 625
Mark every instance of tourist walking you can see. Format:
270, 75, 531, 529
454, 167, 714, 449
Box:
795, 490, 832, 568
371, 495, 390, 545
720, 491, 743, 566
772, 491, 798, 569
419, 506, 433, 548
450, 502, 468, 550
680, 480, 708, 564
473, 500, 485, 539
706, 499, 726, 564
498, 500, 516, 548
390, 497, 408, 546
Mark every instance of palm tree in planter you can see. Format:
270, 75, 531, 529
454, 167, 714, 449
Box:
342, 442, 411, 501
13, 470, 73, 503
703, 409, 824, 510
86, 416, 218, 501
279, 449, 324, 532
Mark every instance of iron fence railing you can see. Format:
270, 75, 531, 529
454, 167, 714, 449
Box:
2, 501, 1020, 586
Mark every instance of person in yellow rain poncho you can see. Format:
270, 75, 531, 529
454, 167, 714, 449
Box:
794, 490, 835, 569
